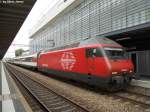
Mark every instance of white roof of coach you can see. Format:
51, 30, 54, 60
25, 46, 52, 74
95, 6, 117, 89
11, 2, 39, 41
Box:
13, 54, 37, 60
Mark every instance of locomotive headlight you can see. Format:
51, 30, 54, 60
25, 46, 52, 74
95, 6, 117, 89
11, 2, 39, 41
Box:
129, 70, 133, 73
112, 72, 118, 75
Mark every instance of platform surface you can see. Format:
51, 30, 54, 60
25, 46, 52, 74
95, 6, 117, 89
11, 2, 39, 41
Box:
131, 79, 150, 89
0, 61, 28, 112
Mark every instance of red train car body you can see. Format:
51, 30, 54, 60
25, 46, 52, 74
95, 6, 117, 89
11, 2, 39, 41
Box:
37, 37, 134, 91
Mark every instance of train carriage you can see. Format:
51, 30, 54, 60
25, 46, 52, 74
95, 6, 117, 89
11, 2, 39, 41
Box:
10, 54, 37, 69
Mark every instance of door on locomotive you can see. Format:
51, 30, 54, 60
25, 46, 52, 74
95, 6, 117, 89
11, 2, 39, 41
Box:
86, 47, 104, 75
86, 48, 95, 74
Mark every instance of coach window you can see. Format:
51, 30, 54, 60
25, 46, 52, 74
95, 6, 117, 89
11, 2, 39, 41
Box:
21, 58, 25, 62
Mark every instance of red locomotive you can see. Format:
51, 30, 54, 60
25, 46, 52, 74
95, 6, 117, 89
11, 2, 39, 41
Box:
10, 37, 134, 91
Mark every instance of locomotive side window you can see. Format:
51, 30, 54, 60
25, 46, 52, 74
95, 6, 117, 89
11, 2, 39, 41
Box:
86, 48, 93, 57
86, 48, 103, 57
95, 48, 103, 57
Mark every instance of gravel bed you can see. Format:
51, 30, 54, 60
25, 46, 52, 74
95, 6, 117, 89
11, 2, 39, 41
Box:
11, 65, 150, 112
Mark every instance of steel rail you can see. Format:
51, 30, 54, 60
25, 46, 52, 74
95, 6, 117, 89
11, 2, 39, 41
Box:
5, 63, 90, 112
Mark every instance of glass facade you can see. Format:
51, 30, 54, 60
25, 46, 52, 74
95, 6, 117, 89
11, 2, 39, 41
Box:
30, 0, 150, 53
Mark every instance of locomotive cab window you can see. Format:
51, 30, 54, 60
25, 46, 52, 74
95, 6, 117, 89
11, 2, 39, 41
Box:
104, 47, 127, 59
86, 48, 103, 57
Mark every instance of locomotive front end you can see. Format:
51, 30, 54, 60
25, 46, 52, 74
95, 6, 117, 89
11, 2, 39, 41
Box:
103, 47, 134, 90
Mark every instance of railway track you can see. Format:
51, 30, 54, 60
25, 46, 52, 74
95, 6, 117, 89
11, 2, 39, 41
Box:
5, 64, 90, 112
114, 91, 150, 108
5, 63, 150, 112
7, 69, 48, 112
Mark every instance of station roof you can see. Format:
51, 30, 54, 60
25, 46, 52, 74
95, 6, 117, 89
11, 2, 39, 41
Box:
0, 0, 36, 59
100, 22, 150, 51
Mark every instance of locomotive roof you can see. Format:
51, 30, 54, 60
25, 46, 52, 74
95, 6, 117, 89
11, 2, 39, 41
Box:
79, 36, 120, 46
42, 36, 120, 53
43, 42, 80, 53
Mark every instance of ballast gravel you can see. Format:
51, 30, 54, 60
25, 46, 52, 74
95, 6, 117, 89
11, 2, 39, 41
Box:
12, 65, 149, 112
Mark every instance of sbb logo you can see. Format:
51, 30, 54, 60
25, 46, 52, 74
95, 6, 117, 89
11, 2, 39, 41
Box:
60, 52, 76, 70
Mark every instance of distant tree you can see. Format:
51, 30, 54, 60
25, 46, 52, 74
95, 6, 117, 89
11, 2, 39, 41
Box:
15, 49, 24, 57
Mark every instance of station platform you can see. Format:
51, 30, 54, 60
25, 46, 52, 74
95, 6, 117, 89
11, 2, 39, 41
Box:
128, 78, 150, 96
0, 61, 32, 112
131, 79, 150, 89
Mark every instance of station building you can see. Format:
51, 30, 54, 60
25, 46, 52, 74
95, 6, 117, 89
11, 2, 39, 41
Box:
29, 0, 150, 78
